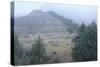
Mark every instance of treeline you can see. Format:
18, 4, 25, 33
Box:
72, 21, 97, 61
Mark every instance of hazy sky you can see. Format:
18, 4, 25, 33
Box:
14, 2, 97, 25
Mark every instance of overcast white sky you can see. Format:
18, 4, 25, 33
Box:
14, 1, 97, 25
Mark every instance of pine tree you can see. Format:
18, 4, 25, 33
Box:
72, 21, 97, 61
30, 36, 47, 64
78, 22, 86, 33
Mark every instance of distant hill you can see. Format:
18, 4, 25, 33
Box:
47, 11, 79, 33
14, 10, 79, 35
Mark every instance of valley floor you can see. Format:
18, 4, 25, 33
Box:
18, 32, 76, 63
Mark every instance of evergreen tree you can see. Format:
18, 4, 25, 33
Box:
78, 22, 86, 33
72, 21, 97, 61
30, 36, 47, 64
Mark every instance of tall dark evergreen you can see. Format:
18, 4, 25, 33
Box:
30, 36, 47, 64
78, 22, 86, 33
72, 21, 97, 61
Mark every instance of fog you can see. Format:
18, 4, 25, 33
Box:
15, 2, 97, 25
